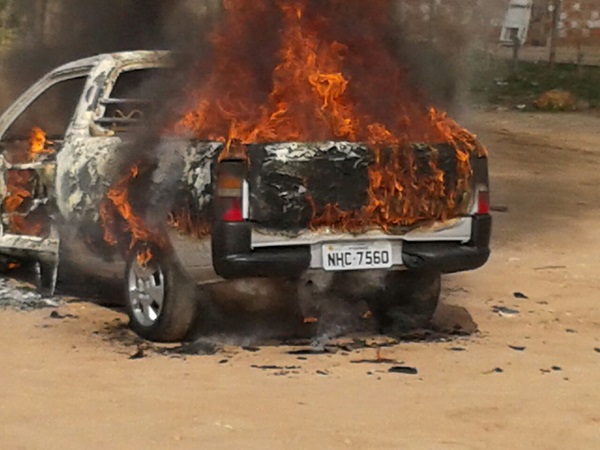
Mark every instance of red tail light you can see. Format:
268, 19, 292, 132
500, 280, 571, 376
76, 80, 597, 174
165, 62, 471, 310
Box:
222, 198, 244, 222
477, 189, 490, 215
216, 160, 247, 223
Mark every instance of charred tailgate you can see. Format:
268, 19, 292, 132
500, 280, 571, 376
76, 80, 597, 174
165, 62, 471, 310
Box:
247, 142, 460, 234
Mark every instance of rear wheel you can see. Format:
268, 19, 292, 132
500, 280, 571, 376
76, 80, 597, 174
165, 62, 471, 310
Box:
366, 271, 441, 334
125, 248, 197, 342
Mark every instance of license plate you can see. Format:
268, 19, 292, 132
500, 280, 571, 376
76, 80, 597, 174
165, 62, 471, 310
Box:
322, 241, 393, 272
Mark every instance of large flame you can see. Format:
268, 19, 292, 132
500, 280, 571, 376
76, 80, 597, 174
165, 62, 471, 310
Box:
102, 0, 484, 249
173, 0, 483, 232
100, 165, 168, 253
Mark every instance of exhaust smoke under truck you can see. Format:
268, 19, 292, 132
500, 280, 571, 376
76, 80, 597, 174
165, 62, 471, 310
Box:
0, 1, 492, 342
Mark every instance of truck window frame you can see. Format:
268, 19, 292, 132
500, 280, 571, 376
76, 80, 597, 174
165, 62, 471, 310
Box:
0, 66, 93, 142
93, 62, 171, 135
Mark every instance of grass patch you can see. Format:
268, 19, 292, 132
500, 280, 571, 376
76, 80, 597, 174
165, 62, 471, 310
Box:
469, 51, 600, 109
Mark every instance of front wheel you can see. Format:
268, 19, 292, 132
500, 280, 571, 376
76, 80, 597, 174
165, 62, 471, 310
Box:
125, 248, 197, 342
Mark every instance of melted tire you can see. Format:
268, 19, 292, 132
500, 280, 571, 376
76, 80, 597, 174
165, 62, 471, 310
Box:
125, 250, 197, 343
366, 271, 441, 334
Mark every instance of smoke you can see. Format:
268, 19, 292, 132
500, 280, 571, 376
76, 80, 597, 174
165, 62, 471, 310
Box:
0, 2, 476, 341
0, 0, 471, 128
0, 0, 216, 110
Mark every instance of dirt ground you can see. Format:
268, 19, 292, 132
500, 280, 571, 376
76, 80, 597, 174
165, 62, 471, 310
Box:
1, 110, 599, 449
491, 44, 600, 66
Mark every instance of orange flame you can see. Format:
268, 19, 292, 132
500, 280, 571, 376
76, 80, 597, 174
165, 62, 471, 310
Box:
172, 0, 484, 232
102, 2, 485, 244
167, 208, 211, 239
28, 127, 53, 161
100, 165, 168, 252
136, 247, 153, 267
3, 127, 52, 236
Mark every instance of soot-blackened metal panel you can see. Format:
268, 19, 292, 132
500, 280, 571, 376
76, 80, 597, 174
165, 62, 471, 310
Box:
247, 142, 461, 233
412, 143, 459, 195
247, 142, 373, 232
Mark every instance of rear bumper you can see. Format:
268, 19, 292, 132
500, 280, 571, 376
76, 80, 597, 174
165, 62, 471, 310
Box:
212, 223, 311, 279
402, 215, 491, 273
212, 214, 491, 278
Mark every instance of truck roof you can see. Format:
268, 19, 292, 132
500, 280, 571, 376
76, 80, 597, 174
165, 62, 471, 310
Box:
51, 50, 173, 76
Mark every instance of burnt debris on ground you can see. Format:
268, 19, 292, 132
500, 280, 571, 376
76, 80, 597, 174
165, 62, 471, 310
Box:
0, 277, 60, 311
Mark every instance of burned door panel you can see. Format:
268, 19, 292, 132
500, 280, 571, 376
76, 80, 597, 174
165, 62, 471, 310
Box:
56, 136, 122, 224
144, 140, 223, 238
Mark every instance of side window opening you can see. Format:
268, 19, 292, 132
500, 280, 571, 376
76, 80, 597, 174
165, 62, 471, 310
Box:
1, 76, 87, 164
0, 75, 86, 238
95, 68, 166, 134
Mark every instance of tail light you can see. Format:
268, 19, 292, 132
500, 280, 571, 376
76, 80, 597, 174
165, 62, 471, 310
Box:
215, 160, 247, 223
476, 187, 490, 215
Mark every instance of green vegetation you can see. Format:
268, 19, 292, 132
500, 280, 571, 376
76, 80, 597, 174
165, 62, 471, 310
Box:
469, 51, 600, 109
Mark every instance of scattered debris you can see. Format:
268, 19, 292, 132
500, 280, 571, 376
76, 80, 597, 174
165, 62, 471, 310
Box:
219, 359, 229, 364
565, 329, 577, 334
287, 347, 337, 356
251, 365, 301, 371
449, 347, 466, 352
594, 348, 600, 353
49, 310, 77, 320
242, 346, 260, 353
492, 306, 520, 317
0, 277, 61, 311
509, 345, 526, 352
388, 366, 418, 375
351, 357, 402, 365
163, 339, 222, 357
129, 348, 146, 360
513, 292, 529, 300
491, 205, 509, 213
316, 370, 329, 376
483, 367, 504, 374
540, 366, 563, 374
534, 266, 566, 271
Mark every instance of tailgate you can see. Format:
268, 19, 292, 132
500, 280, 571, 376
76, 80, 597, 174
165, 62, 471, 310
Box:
246, 141, 466, 237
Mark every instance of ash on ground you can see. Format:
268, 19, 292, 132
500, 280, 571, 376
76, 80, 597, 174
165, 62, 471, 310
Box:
0, 277, 60, 311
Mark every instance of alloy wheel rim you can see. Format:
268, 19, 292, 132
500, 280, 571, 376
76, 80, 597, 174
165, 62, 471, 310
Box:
127, 261, 165, 327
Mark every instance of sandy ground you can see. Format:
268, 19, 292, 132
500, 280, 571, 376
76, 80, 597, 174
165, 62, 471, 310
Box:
1, 111, 600, 449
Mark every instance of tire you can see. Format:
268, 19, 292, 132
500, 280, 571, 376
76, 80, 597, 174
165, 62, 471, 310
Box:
366, 271, 441, 334
125, 248, 197, 342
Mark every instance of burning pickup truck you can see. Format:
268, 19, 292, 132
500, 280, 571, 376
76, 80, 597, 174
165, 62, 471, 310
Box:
0, 48, 490, 342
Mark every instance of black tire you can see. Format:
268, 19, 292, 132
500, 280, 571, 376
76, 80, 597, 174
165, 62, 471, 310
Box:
125, 248, 197, 342
366, 271, 441, 334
